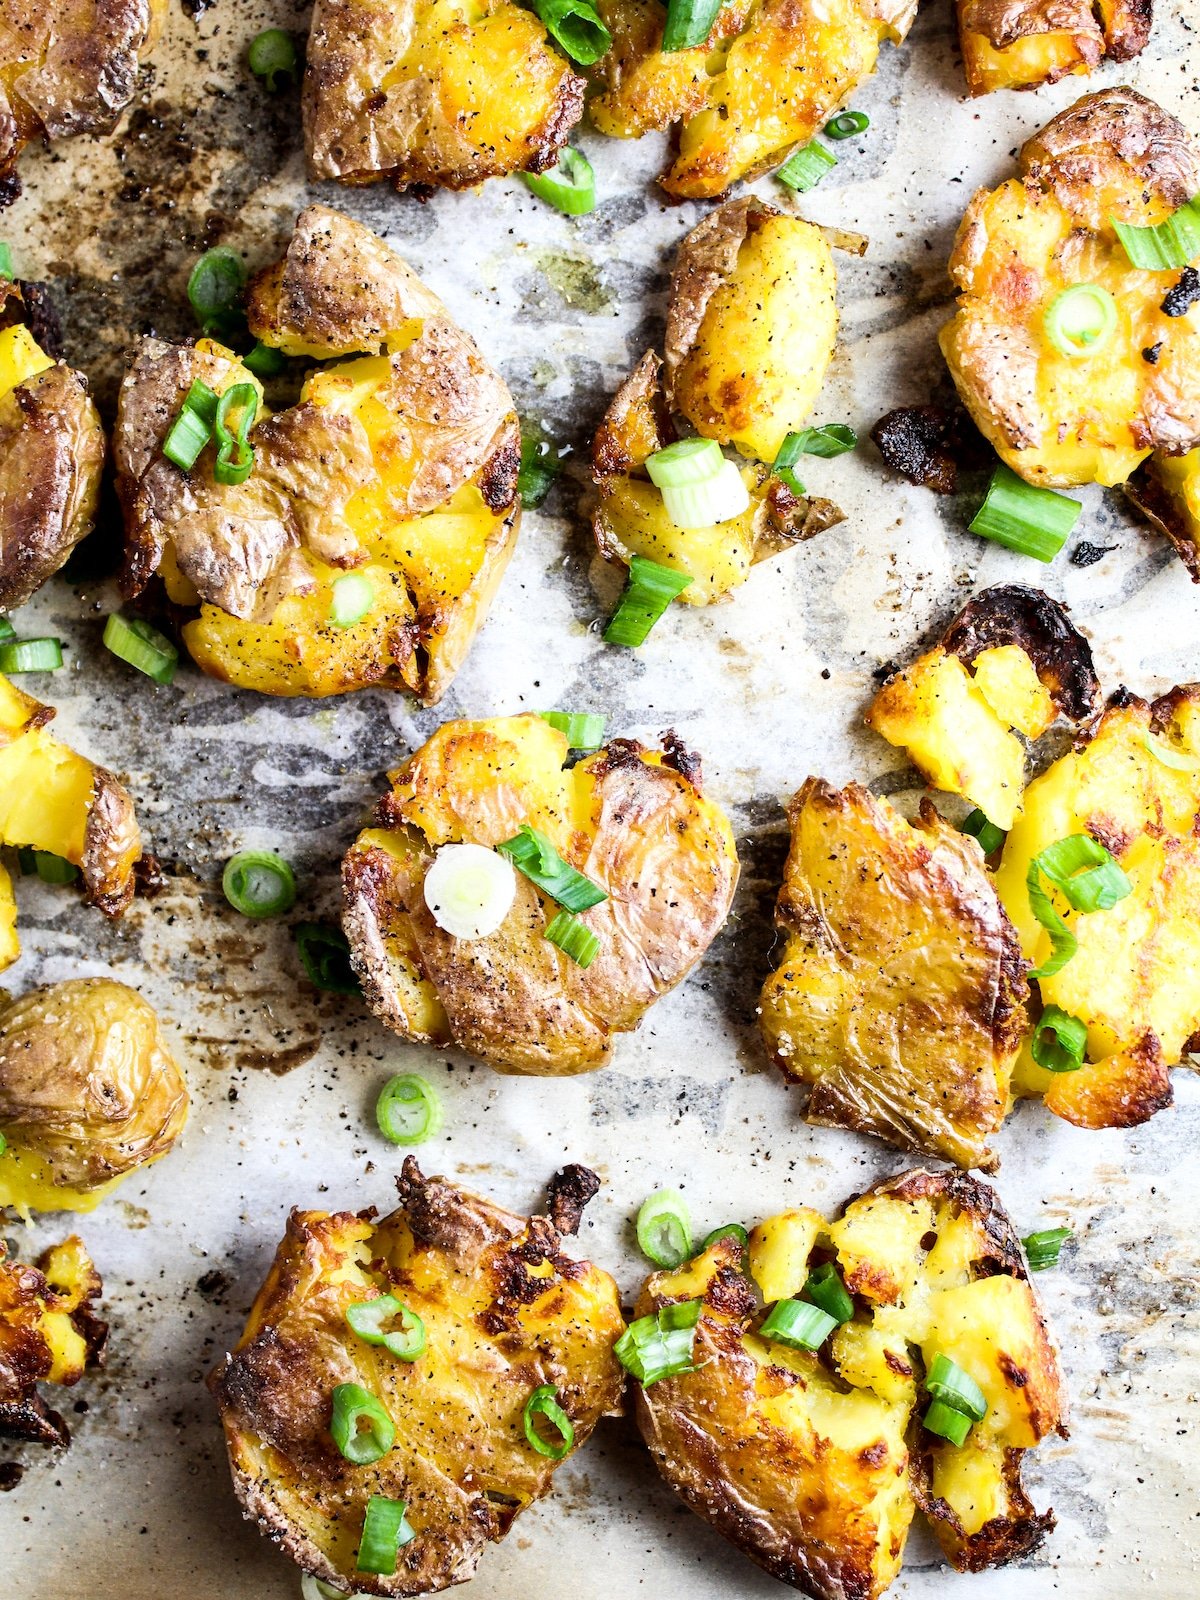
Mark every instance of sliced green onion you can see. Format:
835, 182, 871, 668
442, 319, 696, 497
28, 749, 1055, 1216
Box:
614, 1300, 702, 1385
16, 848, 35, 875
1044, 284, 1117, 358
538, 711, 606, 749
544, 908, 601, 967
760, 1297, 838, 1351
346, 1294, 427, 1361
518, 433, 561, 506
777, 142, 837, 194
1026, 864, 1077, 979
702, 1223, 748, 1253
0, 615, 13, 643
604, 555, 693, 647
530, 0, 611, 63
636, 1189, 692, 1269
1144, 731, 1199, 771
521, 148, 596, 216
523, 1385, 575, 1459
925, 1354, 988, 1421
646, 438, 723, 488
295, 922, 361, 995
970, 463, 1081, 562
787, 423, 858, 459
0, 1132, 6, 1156
329, 573, 374, 629
802, 1262, 854, 1324
103, 614, 178, 685
330, 1381, 395, 1465
660, 460, 749, 528
248, 27, 298, 91
222, 849, 296, 918
424, 843, 516, 940
0, 243, 12, 279
661, 0, 723, 50
1112, 198, 1200, 271
1022, 1225, 1072, 1271
357, 1495, 415, 1576
0, 637, 61, 674
825, 110, 869, 139
960, 808, 1005, 855
1031, 1004, 1088, 1073
213, 382, 258, 486
187, 249, 247, 337
923, 1397, 972, 1447
376, 1074, 443, 1146
30, 851, 78, 885
243, 341, 287, 378
497, 824, 606, 912
163, 379, 220, 471
1033, 834, 1132, 915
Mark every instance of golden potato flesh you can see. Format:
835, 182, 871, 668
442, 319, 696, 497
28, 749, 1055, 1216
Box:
0, 1234, 106, 1449
209, 1159, 624, 1597
305, 0, 584, 193
588, 0, 916, 199
343, 713, 739, 1074
941, 89, 1200, 490
114, 206, 521, 704
0, 979, 188, 1216
759, 779, 1028, 1169
955, 0, 1151, 96
632, 1169, 1066, 1597
1125, 448, 1200, 582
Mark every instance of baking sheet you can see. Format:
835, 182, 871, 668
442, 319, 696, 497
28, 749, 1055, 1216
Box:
2, 1, 1199, 1595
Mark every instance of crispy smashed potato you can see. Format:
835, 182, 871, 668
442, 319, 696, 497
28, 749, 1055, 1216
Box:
1125, 448, 1200, 581
593, 198, 842, 605
305, 0, 584, 193
588, 0, 915, 198
633, 1168, 1066, 1596
114, 206, 520, 703
0, 979, 188, 1216
759, 778, 1028, 1169
210, 1159, 624, 1596
941, 89, 1200, 490
956, 0, 1151, 96
343, 713, 738, 1074
0, 1234, 106, 1449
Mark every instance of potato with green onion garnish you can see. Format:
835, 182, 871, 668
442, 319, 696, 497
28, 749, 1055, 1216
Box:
0, 1233, 106, 1450
955, 0, 1151, 97
209, 1158, 624, 1596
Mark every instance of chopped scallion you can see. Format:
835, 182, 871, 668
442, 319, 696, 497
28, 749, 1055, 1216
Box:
760, 1297, 838, 1351
357, 1495, 415, 1576
960, 808, 1005, 856
787, 423, 858, 458
213, 382, 258, 486
530, 0, 612, 63
1112, 198, 1200, 271
376, 1073, 443, 1146
538, 711, 606, 749
424, 843, 516, 940
701, 1223, 748, 1253
1031, 1004, 1088, 1073
1022, 1226, 1071, 1271
329, 572, 374, 629
777, 142, 837, 194
29, 851, 79, 885
661, 0, 723, 50
646, 438, 723, 488
346, 1294, 427, 1361
0, 615, 13, 643
825, 110, 869, 140
1044, 284, 1117, 358
636, 1189, 693, 1269
1143, 731, 1199, 771
604, 554, 693, 647
523, 1385, 575, 1459
163, 379, 220, 471
521, 148, 596, 215
969, 463, 1081, 562
0, 637, 61, 674
330, 1381, 395, 1465
925, 1354, 988, 1421
518, 433, 561, 506
222, 849, 297, 918
497, 824, 607, 912
187, 249, 247, 338
614, 1299, 702, 1385
923, 1396, 972, 1447
802, 1262, 854, 1324
247, 27, 298, 92
0, 243, 12, 280
544, 907, 601, 967
294, 922, 361, 995
103, 614, 178, 685
243, 341, 287, 378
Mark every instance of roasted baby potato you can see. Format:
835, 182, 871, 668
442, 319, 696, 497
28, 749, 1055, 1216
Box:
305, 0, 585, 193
0, 979, 188, 1216
1125, 448, 1200, 580
631, 1168, 1066, 1597
114, 206, 521, 703
593, 198, 843, 605
0, 0, 166, 202
343, 713, 738, 1074
867, 585, 1098, 830
588, 0, 916, 199
0, 1234, 106, 1449
941, 89, 1200, 490
210, 1159, 624, 1596
956, 0, 1151, 97
758, 778, 1028, 1169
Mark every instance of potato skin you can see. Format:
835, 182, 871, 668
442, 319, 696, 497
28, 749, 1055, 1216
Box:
956, 0, 1151, 96
0, 1235, 106, 1449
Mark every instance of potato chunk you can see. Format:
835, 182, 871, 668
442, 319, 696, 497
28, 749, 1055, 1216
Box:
1125, 448, 1200, 582
955, 0, 1151, 96
0, 1234, 106, 1449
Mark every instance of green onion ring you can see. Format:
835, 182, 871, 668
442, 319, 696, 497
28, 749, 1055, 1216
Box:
294, 922, 361, 995
538, 711, 606, 749
825, 110, 869, 139
925, 1354, 988, 1421
376, 1074, 443, 1146
0, 637, 62, 674
969, 463, 1081, 562
1112, 197, 1200, 271
222, 849, 297, 918
496, 824, 607, 912
529, 0, 612, 64
923, 1397, 972, 1447
636, 1189, 693, 1269
802, 1262, 854, 1324
701, 1223, 749, 1253
604, 554, 693, 647
544, 907, 601, 967
346, 1293, 427, 1361
1044, 284, 1118, 359
356, 1495, 416, 1576
213, 382, 258, 486
330, 1381, 395, 1465
103, 614, 178, 686
187, 249, 247, 338
613, 1300, 703, 1385
521, 148, 596, 216
960, 808, 1005, 856
247, 27, 298, 92
1031, 1004, 1088, 1073
1022, 1225, 1071, 1271
777, 142, 837, 194
523, 1385, 575, 1459
760, 1297, 838, 1351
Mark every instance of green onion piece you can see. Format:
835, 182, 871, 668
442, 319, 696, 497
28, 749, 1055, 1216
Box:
0, 615, 13, 643
301, 1578, 349, 1600
163, 379, 220, 471
544, 908, 601, 967
960, 808, 1005, 855
248, 27, 298, 91
213, 383, 258, 486
1022, 1225, 1072, 1271
613, 1300, 703, 1385
538, 711, 606, 749
376, 1073, 443, 1146
346, 1294, 427, 1361
530, 0, 612, 63
497, 824, 607, 912
1044, 284, 1118, 358
0, 637, 62, 674
330, 1381, 395, 1466
702, 1223, 749, 1253
604, 554, 693, 647
1112, 198, 1200, 271
0, 243, 12, 279
802, 1262, 854, 1324
969, 463, 1081, 562
187, 249, 247, 337
636, 1189, 693, 1269
925, 1354, 988, 1421
1032, 833, 1132, 916
243, 341, 287, 378
102, 614, 178, 685
825, 110, 869, 139
923, 1397, 972, 1447
294, 922, 361, 995
222, 849, 297, 918
777, 142, 837, 194
1143, 731, 1199, 771
521, 148, 596, 216
661, 0, 723, 50
357, 1495, 416, 1576
788, 423, 858, 459
518, 433, 561, 506
1026, 860, 1077, 980
645, 438, 723, 488
1031, 1004, 1088, 1073
31, 851, 79, 885
523, 1385, 575, 1459
16, 848, 35, 875
760, 1297, 838, 1351
0, 1131, 6, 1156
329, 573, 374, 629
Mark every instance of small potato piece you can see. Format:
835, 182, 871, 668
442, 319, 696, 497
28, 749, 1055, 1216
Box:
0, 979, 188, 1214
955, 0, 1151, 96
209, 1158, 624, 1596
1125, 448, 1200, 582
343, 714, 738, 1075
0, 1234, 106, 1449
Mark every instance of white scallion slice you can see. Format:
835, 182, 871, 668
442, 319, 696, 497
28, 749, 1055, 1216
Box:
661, 459, 750, 529
645, 437, 724, 488
423, 844, 516, 939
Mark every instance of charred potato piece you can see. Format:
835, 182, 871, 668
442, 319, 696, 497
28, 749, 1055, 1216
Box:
867, 585, 1097, 829
343, 713, 738, 1074
0, 979, 188, 1216
0, 0, 166, 202
941, 89, 1200, 490
210, 1159, 624, 1596
1125, 448, 1200, 581
588, 0, 916, 199
114, 206, 520, 703
0, 1234, 106, 1450
758, 778, 1028, 1169
956, 0, 1151, 96
632, 1169, 1066, 1597
593, 199, 843, 605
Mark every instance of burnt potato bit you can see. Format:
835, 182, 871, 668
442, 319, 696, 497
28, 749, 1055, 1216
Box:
0, 1236, 106, 1450
1125, 451, 1200, 579
871, 402, 992, 495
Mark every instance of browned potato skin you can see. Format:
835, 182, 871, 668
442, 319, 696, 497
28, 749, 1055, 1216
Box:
209, 1159, 625, 1596
0, 1235, 106, 1448
938, 584, 1098, 722
956, 0, 1151, 96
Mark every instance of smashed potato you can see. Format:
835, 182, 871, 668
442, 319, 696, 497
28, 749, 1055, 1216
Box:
0, 979, 188, 1216
0, 1234, 106, 1449
955, 0, 1151, 96
343, 713, 738, 1074
114, 206, 520, 703
632, 1169, 1066, 1597
210, 1159, 624, 1596
1125, 448, 1200, 581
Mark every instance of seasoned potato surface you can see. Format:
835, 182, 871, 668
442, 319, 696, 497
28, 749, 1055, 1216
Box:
0, 1234, 106, 1449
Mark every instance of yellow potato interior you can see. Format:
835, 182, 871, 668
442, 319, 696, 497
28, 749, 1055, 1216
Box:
960, 28, 1092, 95
596, 472, 761, 604
0, 861, 17, 971
0, 323, 53, 399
